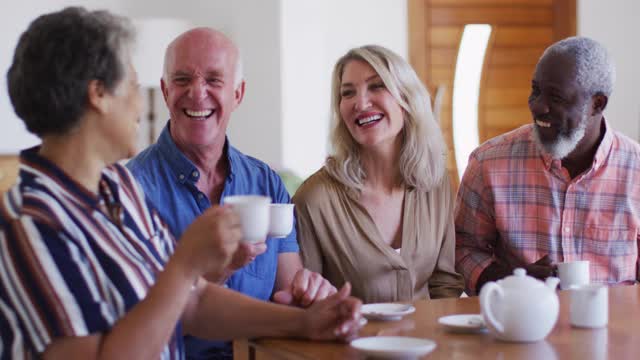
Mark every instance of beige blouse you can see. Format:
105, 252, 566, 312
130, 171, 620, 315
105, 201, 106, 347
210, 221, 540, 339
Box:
293, 168, 464, 303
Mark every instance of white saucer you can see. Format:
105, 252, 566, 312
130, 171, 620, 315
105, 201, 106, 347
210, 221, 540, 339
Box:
361, 303, 416, 321
438, 314, 486, 333
351, 336, 436, 359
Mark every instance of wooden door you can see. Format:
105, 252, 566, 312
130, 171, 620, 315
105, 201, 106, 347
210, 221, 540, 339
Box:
408, 0, 576, 189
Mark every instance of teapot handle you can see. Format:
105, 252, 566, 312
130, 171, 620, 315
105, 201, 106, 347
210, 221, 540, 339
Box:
479, 282, 505, 334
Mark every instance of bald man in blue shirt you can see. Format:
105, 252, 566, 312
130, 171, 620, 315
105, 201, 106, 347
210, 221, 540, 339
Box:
128, 27, 336, 360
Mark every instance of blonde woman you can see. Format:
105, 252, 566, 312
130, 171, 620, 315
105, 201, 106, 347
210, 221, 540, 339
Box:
293, 45, 464, 303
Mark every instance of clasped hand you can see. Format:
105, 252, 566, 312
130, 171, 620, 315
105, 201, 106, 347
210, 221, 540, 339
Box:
273, 269, 338, 307
524, 254, 558, 280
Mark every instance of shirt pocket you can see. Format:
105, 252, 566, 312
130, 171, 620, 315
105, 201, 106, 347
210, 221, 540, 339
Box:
243, 254, 268, 279
233, 252, 275, 301
581, 227, 638, 283
241, 238, 279, 280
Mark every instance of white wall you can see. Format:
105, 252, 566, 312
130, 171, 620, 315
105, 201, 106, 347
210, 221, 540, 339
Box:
578, 0, 640, 141
128, 0, 286, 166
0, 0, 124, 153
121, 1, 233, 151
280, 0, 408, 177
227, 0, 283, 166
0, 0, 284, 166
7, 1, 635, 178
0, 0, 406, 179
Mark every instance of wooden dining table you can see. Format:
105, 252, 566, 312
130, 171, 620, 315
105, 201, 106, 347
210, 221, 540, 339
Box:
233, 284, 640, 359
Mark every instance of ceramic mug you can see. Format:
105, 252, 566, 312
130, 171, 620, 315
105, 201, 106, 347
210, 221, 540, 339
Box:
570, 284, 608, 328
223, 195, 271, 243
557, 260, 590, 290
268, 203, 294, 238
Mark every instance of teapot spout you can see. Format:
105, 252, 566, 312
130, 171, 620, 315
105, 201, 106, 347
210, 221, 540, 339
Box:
545, 277, 560, 290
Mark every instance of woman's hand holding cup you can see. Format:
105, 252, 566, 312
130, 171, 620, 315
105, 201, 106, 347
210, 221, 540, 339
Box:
226, 241, 268, 271
176, 205, 243, 280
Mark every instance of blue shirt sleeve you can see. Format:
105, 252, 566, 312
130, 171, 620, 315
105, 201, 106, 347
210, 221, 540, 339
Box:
267, 170, 300, 254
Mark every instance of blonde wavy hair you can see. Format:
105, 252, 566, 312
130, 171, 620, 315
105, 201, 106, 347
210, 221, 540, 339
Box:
325, 45, 447, 192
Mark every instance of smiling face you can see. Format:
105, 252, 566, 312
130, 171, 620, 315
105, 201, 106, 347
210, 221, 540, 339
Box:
529, 53, 595, 159
338, 60, 404, 150
161, 29, 244, 151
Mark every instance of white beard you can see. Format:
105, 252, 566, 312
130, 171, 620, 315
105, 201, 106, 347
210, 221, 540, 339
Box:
533, 108, 589, 160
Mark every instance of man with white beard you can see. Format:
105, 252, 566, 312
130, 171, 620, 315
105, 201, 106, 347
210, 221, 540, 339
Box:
454, 36, 640, 295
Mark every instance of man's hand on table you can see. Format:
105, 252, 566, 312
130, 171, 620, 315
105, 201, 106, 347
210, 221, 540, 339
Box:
477, 254, 558, 294
178, 205, 242, 281
524, 254, 557, 280
273, 268, 337, 307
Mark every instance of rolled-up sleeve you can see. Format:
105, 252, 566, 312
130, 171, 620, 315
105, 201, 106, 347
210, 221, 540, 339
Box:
455, 152, 498, 295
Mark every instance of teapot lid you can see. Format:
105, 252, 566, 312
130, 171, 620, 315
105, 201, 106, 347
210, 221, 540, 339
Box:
499, 268, 545, 290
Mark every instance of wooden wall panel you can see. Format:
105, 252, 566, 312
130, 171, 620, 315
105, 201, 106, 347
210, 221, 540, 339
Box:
431, 48, 457, 66
408, 0, 430, 83
430, 27, 464, 47
430, 0, 552, 5
492, 27, 553, 46
440, 94, 452, 107
409, 0, 576, 190
484, 108, 531, 127
431, 66, 455, 85
488, 47, 546, 65
553, 0, 577, 40
484, 88, 531, 107
485, 66, 536, 88
439, 109, 452, 128
430, 8, 553, 26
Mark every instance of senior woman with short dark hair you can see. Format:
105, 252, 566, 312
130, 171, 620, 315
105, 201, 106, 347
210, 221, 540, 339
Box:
0, 7, 361, 359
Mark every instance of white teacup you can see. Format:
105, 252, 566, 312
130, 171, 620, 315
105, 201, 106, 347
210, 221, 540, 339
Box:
223, 195, 271, 243
570, 284, 608, 328
557, 260, 590, 290
268, 203, 294, 238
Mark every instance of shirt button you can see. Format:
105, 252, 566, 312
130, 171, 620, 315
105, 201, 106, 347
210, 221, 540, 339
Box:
192, 171, 199, 178
197, 193, 204, 200
179, 174, 185, 181
564, 227, 570, 233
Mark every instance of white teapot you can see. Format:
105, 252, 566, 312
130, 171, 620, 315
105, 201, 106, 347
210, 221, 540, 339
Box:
479, 268, 560, 342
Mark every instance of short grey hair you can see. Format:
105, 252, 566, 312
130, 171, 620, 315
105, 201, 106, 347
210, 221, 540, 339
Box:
8, 7, 134, 136
540, 36, 616, 97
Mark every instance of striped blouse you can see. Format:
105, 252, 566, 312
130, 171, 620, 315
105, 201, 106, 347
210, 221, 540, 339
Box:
455, 122, 640, 295
0, 148, 182, 359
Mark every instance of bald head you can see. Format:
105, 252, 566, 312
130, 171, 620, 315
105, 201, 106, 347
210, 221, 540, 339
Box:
163, 27, 243, 88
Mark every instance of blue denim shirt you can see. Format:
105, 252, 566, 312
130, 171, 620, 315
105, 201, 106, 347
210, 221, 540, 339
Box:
127, 124, 299, 359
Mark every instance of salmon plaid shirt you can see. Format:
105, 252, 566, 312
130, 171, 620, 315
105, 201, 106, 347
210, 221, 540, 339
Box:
455, 122, 640, 295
